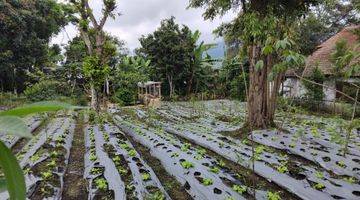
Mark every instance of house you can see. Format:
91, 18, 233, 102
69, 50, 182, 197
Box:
283, 25, 360, 103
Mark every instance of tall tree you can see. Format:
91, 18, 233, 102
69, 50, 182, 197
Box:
0, 0, 69, 93
137, 17, 195, 98
189, 0, 318, 129
69, 0, 117, 111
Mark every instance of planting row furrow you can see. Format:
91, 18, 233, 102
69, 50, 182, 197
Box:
103, 122, 171, 200
251, 129, 360, 179
0, 114, 75, 199
84, 125, 125, 199
114, 115, 259, 200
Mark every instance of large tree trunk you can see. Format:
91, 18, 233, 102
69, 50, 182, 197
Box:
186, 71, 194, 95
167, 74, 174, 98
90, 83, 100, 112
246, 45, 271, 129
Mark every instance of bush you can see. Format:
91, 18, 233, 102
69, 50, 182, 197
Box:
24, 80, 71, 101
303, 67, 325, 101
113, 88, 136, 106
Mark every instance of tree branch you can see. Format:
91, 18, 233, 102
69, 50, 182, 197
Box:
82, 0, 98, 28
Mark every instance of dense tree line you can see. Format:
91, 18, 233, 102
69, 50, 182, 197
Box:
0, 0, 358, 119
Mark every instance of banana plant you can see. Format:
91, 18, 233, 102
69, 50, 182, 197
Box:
0, 101, 82, 200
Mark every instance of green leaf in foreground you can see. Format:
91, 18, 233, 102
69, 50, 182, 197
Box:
0, 141, 26, 200
0, 101, 83, 117
0, 178, 6, 193
0, 116, 31, 138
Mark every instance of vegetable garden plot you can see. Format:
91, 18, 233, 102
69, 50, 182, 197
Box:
129, 105, 360, 200
251, 129, 360, 179
84, 121, 169, 200
0, 114, 75, 199
114, 115, 268, 200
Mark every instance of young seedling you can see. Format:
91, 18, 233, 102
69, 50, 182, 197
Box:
209, 166, 220, 174
202, 178, 213, 186
47, 160, 56, 168
267, 191, 281, 200
89, 153, 97, 162
217, 160, 226, 168
128, 149, 137, 157
343, 177, 356, 184
95, 178, 108, 191
141, 173, 151, 181
181, 143, 191, 152
315, 171, 324, 179
276, 165, 288, 174
41, 171, 52, 180
180, 160, 194, 169
337, 160, 346, 168
313, 182, 325, 190
232, 185, 247, 194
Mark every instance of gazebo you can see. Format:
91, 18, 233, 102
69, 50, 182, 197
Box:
137, 81, 162, 107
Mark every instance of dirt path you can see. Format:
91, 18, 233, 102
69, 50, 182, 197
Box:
62, 113, 88, 199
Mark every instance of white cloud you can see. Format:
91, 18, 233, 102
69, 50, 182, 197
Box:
51, 0, 236, 52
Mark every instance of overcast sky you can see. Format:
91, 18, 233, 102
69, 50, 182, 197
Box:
52, 0, 236, 53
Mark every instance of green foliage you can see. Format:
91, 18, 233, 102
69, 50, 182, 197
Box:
267, 191, 282, 200
0, 101, 77, 117
24, 80, 71, 102
303, 66, 325, 101
0, 116, 32, 138
83, 56, 110, 91
0, 141, 26, 200
141, 173, 151, 181
95, 178, 108, 191
0, 0, 70, 92
202, 178, 213, 186
232, 185, 247, 194
113, 88, 136, 106
137, 17, 198, 97
180, 160, 194, 169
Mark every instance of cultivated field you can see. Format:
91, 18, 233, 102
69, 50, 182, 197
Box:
1, 100, 359, 200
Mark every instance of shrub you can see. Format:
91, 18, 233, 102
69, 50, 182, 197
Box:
303, 66, 325, 101
113, 88, 136, 106
24, 80, 70, 101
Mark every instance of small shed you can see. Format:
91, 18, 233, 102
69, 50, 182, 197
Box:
137, 81, 162, 107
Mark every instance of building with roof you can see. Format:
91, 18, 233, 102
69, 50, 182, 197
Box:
283, 25, 360, 102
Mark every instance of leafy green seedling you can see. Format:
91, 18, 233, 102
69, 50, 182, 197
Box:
267, 191, 281, 200
89, 153, 97, 162
41, 171, 52, 180
232, 185, 247, 194
30, 154, 40, 162
95, 178, 108, 191
337, 161, 346, 168
117, 166, 127, 175
343, 177, 356, 184
180, 160, 194, 169
276, 165, 288, 173
315, 171, 324, 179
313, 182, 325, 190
47, 160, 56, 168
209, 166, 220, 174
202, 178, 213, 186
255, 146, 265, 154
128, 149, 137, 157
181, 143, 191, 152
91, 167, 103, 175
218, 160, 226, 168
141, 173, 151, 181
